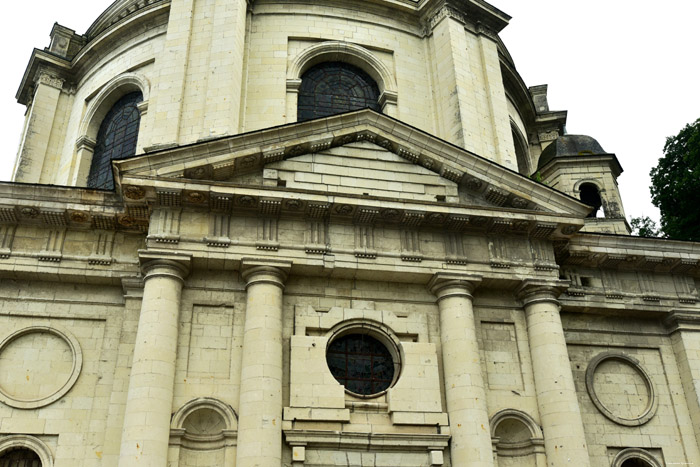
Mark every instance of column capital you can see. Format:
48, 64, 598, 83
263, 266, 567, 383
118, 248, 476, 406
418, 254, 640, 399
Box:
240, 258, 292, 289
138, 251, 191, 284
428, 272, 482, 301
516, 279, 568, 307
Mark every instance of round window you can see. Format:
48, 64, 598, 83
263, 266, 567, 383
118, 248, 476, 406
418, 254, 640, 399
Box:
326, 333, 395, 396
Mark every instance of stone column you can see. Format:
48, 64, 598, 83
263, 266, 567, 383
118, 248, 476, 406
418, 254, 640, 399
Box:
236, 260, 291, 467
118, 253, 190, 467
517, 280, 591, 466
666, 311, 700, 455
429, 273, 493, 467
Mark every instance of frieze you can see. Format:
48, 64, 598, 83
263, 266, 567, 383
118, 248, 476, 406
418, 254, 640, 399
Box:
262, 147, 286, 163
424, 5, 467, 34
485, 187, 508, 206
185, 191, 208, 205
211, 194, 234, 212
37, 72, 65, 90
156, 190, 182, 207
124, 185, 146, 200
260, 199, 282, 216
354, 208, 379, 224
401, 211, 425, 227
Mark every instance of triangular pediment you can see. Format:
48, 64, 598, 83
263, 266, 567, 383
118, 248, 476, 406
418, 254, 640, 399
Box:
250, 141, 494, 207
116, 109, 591, 218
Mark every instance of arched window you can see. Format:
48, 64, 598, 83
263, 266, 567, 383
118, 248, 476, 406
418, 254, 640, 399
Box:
0, 447, 42, 466
579, 182, 603, 218
298, 62, 380, 122
87, 91, 143, 190
621, 459, 652, 467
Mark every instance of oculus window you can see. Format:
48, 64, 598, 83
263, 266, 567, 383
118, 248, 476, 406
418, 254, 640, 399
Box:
87, 91, 143, 190
298, 62, 380, 122
326, 333, 395, 396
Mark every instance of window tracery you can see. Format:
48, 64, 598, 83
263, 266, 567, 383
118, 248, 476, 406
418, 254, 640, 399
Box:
326, 333, 394, 396
298, 62, 381, 122
87, 91, 143, 190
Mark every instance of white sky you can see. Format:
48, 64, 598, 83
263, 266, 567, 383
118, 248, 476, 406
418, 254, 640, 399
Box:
1, 0, 699, 224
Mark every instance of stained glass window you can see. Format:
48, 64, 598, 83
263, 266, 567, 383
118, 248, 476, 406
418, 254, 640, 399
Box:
326, 333, 395, 396
298, 62, 381, 122
87, 91, 143, 190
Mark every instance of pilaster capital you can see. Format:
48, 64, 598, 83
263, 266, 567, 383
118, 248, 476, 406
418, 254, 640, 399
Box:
138, 251, 191, 284
136, 100, 149, 116
37, 71, 65, 91
286, 79, 303, 93
428, 272, 482, 302
75, 136, 96, 152
240, 258, 292, 290
516, 279, 568, 307
664, 310, 700, 333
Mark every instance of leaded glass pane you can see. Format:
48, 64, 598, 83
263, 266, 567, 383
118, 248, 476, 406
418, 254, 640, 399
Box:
87, 92, 143, 190
326, 334, 395, 396
298, 62, 381, 122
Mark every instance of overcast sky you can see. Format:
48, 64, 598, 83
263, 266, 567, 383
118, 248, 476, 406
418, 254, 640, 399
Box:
1, 0, 698, 224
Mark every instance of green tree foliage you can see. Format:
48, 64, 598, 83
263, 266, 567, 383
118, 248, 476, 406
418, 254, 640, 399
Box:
650, 118, 700, 241
630, 216, 660, 237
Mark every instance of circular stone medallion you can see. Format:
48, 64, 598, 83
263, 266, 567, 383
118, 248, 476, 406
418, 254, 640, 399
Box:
0, 326, 82, 409
585, 352, 657, 426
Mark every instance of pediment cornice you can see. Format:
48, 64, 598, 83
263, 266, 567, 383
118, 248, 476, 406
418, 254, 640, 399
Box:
117, 109, 591, 219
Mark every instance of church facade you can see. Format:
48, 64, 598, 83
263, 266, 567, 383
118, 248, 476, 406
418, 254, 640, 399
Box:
0, 0, 699, 466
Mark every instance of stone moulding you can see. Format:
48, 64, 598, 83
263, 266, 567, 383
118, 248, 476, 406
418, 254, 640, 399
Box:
0, 325, 83, 410
585, 351, 658, 427
283, 429, 450, 451
611, 447, 662, 467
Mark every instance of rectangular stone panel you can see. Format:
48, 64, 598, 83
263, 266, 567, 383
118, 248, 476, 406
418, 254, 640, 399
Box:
481, 321, 524, 391
186, 305, 234, 378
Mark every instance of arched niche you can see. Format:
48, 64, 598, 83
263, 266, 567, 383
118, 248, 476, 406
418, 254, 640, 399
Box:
490, 409, 545, 467
286, 41, 398, 121
71, 72, 150, 186
0, 435, 54, 467
169, 398, 238, 467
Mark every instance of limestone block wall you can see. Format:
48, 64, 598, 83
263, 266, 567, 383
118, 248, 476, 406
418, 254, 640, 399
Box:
0, 219, 699, 465
564, 313, 700, 466
0, 281, 132, 467
13, 0, 541, 189
244, 2, 431, 133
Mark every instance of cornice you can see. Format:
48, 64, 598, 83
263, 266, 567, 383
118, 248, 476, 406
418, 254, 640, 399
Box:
15, 50, 71, 105
559, 233, 700, 276
118, 109, 592, 220
538, 153, 624, 179
85, 0, 170, 40
418, 0, 510, 34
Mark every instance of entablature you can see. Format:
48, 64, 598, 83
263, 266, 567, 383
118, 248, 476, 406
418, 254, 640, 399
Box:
118, 110, 592, 219
559, 233, 700, 276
